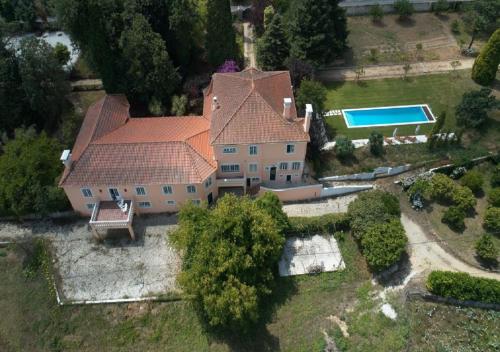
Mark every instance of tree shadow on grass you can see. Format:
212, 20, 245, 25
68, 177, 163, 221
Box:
396, 17, 416, 28
205, 276, 298, 351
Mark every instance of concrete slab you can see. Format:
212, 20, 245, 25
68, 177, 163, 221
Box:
279, 235, 345, 277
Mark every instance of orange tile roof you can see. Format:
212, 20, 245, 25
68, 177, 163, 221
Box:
207, 68, 309, 145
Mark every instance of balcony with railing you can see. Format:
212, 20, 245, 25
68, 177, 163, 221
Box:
89, 200, 135, 240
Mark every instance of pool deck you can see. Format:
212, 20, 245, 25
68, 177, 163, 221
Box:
341, 104, 436, 129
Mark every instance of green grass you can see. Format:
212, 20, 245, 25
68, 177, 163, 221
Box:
324, 70, 481, 140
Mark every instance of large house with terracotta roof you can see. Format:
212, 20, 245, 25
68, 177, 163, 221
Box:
59, 68, 312, 216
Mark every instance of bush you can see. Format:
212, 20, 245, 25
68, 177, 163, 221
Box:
408, 178, 431, 200
255, 191, 290, 233
475, 234, 498, 264
487, 188, 500, 207
432, 0, 449, 14
456, 88, 498, 128
369, 3, 384, 22
460, 170, 484, 194
334, 136, 355, 159
430, 173, 456, 202
442, 206, 465, 230
426, 271, 500, 303
452, 186, 477, 212
491, 165, 500, 187
394, 0, 414, 19
484, 207, 500, 232
360, 220, 408, 272
471, 29, 500, 86
368, 131, 384, 156
450, 19, 460, 34
288, 213, 349, 236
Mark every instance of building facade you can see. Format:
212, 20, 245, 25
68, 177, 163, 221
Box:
60, 68, 312, 215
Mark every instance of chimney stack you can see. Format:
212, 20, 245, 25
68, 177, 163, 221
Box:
212, 96, 219, 111
283, 97, 292, 121
304, 104, 313, 133
60, 149, 72, 168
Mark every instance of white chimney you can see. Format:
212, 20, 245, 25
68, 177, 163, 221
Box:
212, 96, 219, 111
304, 104, 313, 133
60, 149, 72, 168
283, 97, 292, 121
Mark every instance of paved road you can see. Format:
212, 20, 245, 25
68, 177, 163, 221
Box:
317, 58, 474, 81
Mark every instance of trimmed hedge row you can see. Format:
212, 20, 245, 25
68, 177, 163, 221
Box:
287, 213, 350, 236
427, 271, 500, 304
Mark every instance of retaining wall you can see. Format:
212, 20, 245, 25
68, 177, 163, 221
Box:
259, 184, 373, 202
319, 164, 411, 182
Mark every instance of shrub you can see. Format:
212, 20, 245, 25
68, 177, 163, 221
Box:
452, 186, 477, 212
347, 190, 400, 239
491, 165, 500, 187
255, 191, 290, 233
484, 207, 500, 232
451, 19, 460, 34
433, 0, 449, 14
475, 234, 498, 264
368, 131, 384, 156
442, 206, 465, 230
471, 29, 500, 86
394, 0, 414, 19
296, 79, 327, 114
360, 220, 408, 272
53, 43, 70, 65
288, 213, 349, 236
487, 188, 500, 207
426, 271, 500, 303
430, 173, 456, 202
456, 88, 498, 128
334, 136, 355, 159
408, 178, 431, 201
460, 170, 484, 194
369, 3, 384, 22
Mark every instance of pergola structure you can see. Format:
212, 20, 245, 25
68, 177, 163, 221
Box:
89, 200, 135, 240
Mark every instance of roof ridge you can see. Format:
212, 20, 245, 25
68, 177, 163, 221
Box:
184, 143, 203, 182
211, 88, 255, 143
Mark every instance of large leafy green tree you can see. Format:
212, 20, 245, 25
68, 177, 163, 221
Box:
17, 37, 70, 131
256, 12, 289, 71
171, 194, 285, 330
205, 0, 238, 67
456, 88, 497, 128
0, 128, 68, 217
295, 79, 327, 114
463, 0, 500, 49
287, 0, 347, 67
471, 29, 500, 86
120, 14, 180, 106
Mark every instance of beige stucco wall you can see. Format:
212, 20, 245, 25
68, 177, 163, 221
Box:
63, 171, 218, 216
214, 141, 307, 186
258, 184, 322, 202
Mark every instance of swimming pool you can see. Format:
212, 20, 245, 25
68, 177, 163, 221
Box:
342, 104, 435, 128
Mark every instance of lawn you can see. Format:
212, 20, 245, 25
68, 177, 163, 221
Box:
324, 70, 483, 140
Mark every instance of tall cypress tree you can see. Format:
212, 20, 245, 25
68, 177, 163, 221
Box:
288, 0, 347, 68
256, 13, 289, 70
472, 29, 500, 86
205, 0, 238, 67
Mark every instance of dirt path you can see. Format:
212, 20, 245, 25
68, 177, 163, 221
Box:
401, 213, 500, 280
317, 58, 474, 81
243, 22, 256, 68
70, 78, 103, 91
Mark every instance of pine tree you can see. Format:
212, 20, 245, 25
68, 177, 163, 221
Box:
288, 0, 347, 67
472, 29, 500, 86
205, 0, 238, 67
256, 13, 289, 70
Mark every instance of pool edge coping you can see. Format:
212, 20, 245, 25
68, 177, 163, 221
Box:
341, 104, 436, 129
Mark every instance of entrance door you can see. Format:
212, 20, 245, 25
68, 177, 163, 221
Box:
286, 175, 292, 183
109, 188, 120, 200
207, 192, 213, 205
269, 167, 276, 181
246, 178, 251, 187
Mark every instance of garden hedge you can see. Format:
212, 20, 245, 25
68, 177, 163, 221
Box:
427, 271, 500, 304
288, 213, 350, 236
471, 29, 500, 86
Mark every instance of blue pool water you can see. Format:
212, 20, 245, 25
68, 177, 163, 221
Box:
343, 105, 433, 128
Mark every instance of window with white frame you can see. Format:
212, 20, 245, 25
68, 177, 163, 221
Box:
249, 145, 258, 155
292, 162, 301, 170
86, 203, 95, 210
135, 186, 146, 196
280, 162, 288, 170
163, 185, 173, 194
166, 200, 176, 205
81, 188, 93, 198
248, 163, 258, 173
286, 144, 295, 154
191, 199, 201, 205
204, 177, 212, 188
138, 201, 151, 208
251, 177, 260, 182
221, 164, 240, 173
187, 185, 196, 193
223, 146, 237, 154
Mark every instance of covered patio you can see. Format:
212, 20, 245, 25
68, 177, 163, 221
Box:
89, 200, 135, 240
